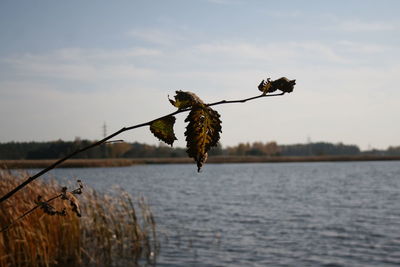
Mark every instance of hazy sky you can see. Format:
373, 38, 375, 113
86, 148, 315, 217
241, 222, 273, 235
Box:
0, 0, 399, 150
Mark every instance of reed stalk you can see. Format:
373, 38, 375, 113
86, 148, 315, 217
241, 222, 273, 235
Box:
0, 170, 157, 267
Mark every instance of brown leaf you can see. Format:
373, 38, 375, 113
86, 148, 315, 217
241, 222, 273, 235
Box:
258, 79, 273, 94
184, 104, 222, 171
258, 77, 296, 94
169, 90, 204, 109
150, 116, 177, 146
270, 77, 296, 93
66, 192, 81, 217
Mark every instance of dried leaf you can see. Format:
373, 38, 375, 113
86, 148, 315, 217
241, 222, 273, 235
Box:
36, 195, 65, 216
71, 180, 83, 195
258, 79, 273, 94
61, 186, 68, 199
150, 116, 177, 146
60, 181, 83, 217
169, 90, 204, 109
66, 192, 81, 217
184, 104, 222, 172
271, 77, 296, 93
258, 77, 296, 94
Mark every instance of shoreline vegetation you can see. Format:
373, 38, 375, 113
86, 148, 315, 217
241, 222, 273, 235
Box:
1, 155, 400, 169
0, 170, 158, 266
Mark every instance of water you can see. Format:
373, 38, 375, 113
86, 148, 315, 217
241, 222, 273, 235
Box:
27, 161, 400, 266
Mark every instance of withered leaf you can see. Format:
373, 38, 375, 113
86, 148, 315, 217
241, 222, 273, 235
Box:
258, 79, 273, 94
150, 116, 177, 146
270, 77, 296, 93
35, 195, 66, 216
184, 104, 222, 172
169, 90, 204, 109
258, 77, 296, 94
67, 192, 81, 217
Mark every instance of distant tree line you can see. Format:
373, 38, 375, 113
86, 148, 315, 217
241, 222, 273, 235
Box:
0, 139, 399, 160
0, 139, 183, 159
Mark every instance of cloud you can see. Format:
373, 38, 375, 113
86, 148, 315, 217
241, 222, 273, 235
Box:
1, 37, 400, 149
192, 39, 397, 72
3, 47, 160, 84
6, 38, 385, 94
7, 47, 162, 63
3, 39, 395, 95
336, 40, 390, 54
335, 19, 398, 32
292, 42, 349, 63
266, 10, 303, 19
194, 41, 349, 64
206, 0, 243, 4
127, 29, 186, 46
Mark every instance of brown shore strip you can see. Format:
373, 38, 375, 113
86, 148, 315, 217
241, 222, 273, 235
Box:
1, 155, 400, 169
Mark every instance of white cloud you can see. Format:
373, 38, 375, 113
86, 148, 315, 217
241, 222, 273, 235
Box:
194, 41, 349, 64
336, 40, 390, 54
1, 37, 400, 149
127, 29, 186, 46
292, 42, 349, 63
266, 10, 303, 19
82, 47, 162, 59
206, 0, 243, 4
336, 19, 398, 32
4, 47, 160, 83
6, 39, 386, 94
7, 47, 162, 63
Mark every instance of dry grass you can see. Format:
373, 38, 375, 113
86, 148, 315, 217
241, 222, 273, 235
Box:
0, 170, 158, 267
2, 155, 400, 169
0, 158, 192, 169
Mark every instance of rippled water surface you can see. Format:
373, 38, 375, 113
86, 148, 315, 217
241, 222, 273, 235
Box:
30, 161, 400, 266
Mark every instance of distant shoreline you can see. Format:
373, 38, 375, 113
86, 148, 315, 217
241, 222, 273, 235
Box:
1, 155, 400, 169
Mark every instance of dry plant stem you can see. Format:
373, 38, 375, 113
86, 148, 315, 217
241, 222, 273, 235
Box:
0, 193, 62, 232
0, 92, 285, 204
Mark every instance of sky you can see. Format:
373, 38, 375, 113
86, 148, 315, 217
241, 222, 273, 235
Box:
0, 0, 399, 150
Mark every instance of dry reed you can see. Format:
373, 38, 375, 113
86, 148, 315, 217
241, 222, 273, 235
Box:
0, 170, 158, 267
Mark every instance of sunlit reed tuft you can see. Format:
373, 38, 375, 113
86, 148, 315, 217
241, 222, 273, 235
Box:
0, 170, 158, 267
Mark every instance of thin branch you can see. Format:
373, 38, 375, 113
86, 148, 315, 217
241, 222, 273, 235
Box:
208, 92, 285, 106
0, 92, 286, 204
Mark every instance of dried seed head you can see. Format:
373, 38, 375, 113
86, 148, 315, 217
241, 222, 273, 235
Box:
59, 208, 67, 216
39, 201, 57, 216
72, 180, 84, 195
61, 187, 68, 200
67, 192, 81, 217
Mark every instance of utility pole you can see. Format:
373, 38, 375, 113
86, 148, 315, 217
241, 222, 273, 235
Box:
102, 122, 108, 158
103, 122, 107, 138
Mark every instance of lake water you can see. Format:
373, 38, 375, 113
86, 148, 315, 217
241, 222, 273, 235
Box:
27, 161, 400, 266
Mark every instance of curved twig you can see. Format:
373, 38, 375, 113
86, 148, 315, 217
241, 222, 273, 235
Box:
0, 92, 286, 204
